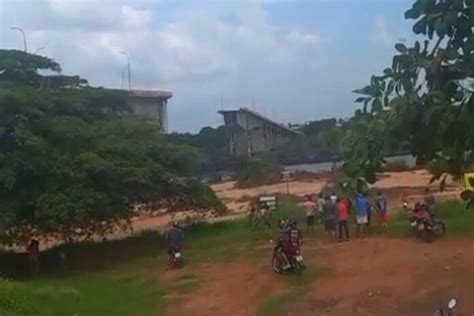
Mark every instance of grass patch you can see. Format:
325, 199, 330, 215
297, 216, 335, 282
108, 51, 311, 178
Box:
385, 199, 474, 236
0, 274, 166, 316
2, 198, 471, 316
170, 274, 200, 294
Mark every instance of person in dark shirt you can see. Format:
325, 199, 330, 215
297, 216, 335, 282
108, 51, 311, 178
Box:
27, 238, 40, 276
424, 187, 436, 215
165, 221, 184, 255
323, 195, 337, 240
375, 191, 389, 231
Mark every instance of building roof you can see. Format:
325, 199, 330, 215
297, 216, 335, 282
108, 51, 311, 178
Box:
129, 89, 173, 99
219, 107, 297, 135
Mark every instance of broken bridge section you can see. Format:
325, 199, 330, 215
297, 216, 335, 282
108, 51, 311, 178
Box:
219, 107, 297, 158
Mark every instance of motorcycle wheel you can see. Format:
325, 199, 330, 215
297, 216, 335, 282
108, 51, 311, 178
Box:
174, 258, 183, 269
423, 230, 434, 243
434, 221, 446, 237
272, 253, 283, 274
294, 261, 305, 275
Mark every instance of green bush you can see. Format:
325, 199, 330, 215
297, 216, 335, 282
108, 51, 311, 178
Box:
236, 160, 282, 188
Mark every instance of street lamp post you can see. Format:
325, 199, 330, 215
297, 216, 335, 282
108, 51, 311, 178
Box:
119, 51, 131, 91
10, 27, 27, 52
120, 66, 127, 90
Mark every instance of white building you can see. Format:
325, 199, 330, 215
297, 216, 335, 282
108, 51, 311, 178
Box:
127, 89, 172, 133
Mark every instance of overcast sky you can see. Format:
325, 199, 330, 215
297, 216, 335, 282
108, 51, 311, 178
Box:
0, 0, 415, 132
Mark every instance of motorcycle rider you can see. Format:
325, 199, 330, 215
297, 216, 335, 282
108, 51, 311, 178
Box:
285, 218, 303, 262
413, 202, 431, 223
275, 219, 291, 270
275, 218, 302, 270
423, 187, 436, 216
165, 221, 184, 264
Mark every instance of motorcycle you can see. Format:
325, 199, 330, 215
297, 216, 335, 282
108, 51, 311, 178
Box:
403, 202, 419, 234
417, 216, 446, 243
272, 244, 306, 274
404, 202, 446, 242
433, 298, 457, 316
168, 248, 183, 269
431, 216, 446, 237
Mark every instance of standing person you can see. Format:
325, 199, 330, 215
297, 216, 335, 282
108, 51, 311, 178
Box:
300, 195, 317, 232
330, 191, 338, 204
165, 221, 184, 267
354, 192, 369, 238
316, 193, 325, 224
323, 195, 337, 240
424, 187, 436, 216
337, 196, 350, 241
248, 205, 258, 230
366, 198, 372, 236
27, 238, 40, 276
375, 191, 388, 231
261, 204, 273, 233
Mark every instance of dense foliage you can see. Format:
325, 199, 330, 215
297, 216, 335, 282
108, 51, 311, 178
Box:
235, 160, 282, 188
168, 126, 230, 171
343, 0, 473, 205
0, 50, 224, 244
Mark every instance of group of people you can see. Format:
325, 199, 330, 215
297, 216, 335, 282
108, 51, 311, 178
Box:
301, 190, 389, 241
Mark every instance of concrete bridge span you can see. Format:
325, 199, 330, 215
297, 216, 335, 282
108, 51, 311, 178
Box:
219, 107, 297, 158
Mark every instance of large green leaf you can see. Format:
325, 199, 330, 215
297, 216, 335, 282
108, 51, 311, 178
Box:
395, 43, 408, 53
413, 17, 427, 34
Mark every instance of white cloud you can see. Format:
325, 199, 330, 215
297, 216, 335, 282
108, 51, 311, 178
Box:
373, 16, 395, 45
0, 0, 325, 131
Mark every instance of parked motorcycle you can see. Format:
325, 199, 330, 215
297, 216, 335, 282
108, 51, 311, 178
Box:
404, 202, 446, 242
272, 245, 306, 274
403, 202, 419, 234
417, 216, 446, 243
433, 298, 457, 316
168, 248, 183, 269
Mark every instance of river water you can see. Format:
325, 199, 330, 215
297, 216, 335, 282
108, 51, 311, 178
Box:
284, 154, 416, 173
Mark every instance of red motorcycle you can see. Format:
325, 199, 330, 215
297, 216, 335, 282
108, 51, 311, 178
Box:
272, 242, 306, 274
404, 202, 446, 243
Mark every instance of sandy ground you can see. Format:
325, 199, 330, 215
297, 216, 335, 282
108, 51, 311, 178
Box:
107, 169, 465, 238
163, 237, 474, 316
211, 169, 463, 214
10, 169, 462, 251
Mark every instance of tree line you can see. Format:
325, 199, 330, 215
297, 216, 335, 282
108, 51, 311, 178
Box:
0, 50, 224, 246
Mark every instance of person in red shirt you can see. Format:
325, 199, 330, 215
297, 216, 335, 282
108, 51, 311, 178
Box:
337, 196, 350, 241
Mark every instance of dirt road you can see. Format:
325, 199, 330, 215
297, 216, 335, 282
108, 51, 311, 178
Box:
165, 237, 473, 316
166, 259, 286, 316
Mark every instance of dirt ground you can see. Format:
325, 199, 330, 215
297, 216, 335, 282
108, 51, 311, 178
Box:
164, 237, 474, 316
166, 259, 287, 316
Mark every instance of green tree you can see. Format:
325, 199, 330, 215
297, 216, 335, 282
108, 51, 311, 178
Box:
344, 0, 473, 206
0, 50, 224, 245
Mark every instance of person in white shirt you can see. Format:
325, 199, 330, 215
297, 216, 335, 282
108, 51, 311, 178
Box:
300, 195, 317, 232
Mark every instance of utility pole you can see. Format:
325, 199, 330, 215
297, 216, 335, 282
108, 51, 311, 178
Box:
120, 66, 127, 90
10, 27, 27, 52
119, 51, 131, 90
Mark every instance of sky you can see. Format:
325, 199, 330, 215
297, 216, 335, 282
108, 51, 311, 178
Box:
0, 0, 416, 132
